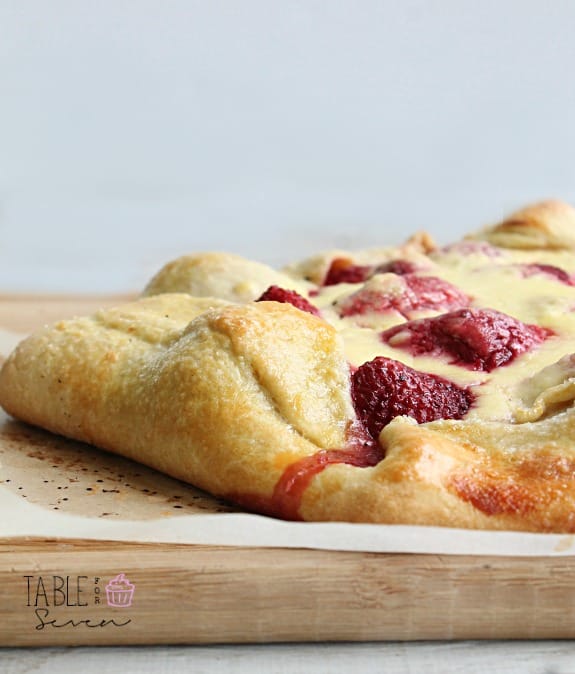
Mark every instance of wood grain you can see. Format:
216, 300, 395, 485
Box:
0, 296, 574, 646
1, 538, 575, 646
0, 293, 135, 333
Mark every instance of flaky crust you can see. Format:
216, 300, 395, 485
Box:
2, 200, 575, 531
0, 295, 354, 506
471, 199, 575, 250
143, 252, 311, 302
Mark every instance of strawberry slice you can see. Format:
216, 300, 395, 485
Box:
351, 356, 474, 439
323, 258, 419, 286
518, 263, 575, 286
382, 308, 551, 372
339, 274, 469, 319
374, 260, 419, 276
256, 286, 320, 316
323, 259, 373, 286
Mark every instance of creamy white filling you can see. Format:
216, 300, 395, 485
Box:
303, 249, 575, 425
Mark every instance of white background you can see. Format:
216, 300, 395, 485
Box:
2, 2, 575, 671
2, 1, 575, 292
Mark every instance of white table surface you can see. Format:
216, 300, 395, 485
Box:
2, 642, 575, 674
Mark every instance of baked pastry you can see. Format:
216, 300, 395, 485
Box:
2, 200, 575, 532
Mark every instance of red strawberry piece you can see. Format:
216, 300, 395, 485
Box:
374, 259, 419, 275
351, 356, 475, 439
339, 274, 470, 319
323, 258, 373, 286
382, 308, 551, 372
256, 286, 320, 316
323, 258, 420, 286
518, 263, 575, 286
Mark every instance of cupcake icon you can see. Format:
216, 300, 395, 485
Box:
105, 573, 135, 608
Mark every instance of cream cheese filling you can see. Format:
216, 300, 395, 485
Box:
299, 247, 575, 426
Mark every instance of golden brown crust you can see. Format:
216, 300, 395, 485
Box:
0, 295, 353, 503
144, 252, 311, 302
472, 199, 575, 250
298, 415, 575, 531
2, 201, 575, 532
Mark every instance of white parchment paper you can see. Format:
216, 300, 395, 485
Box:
1, 487, 575, 555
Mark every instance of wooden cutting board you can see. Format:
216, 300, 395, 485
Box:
1, 294, 575, 646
